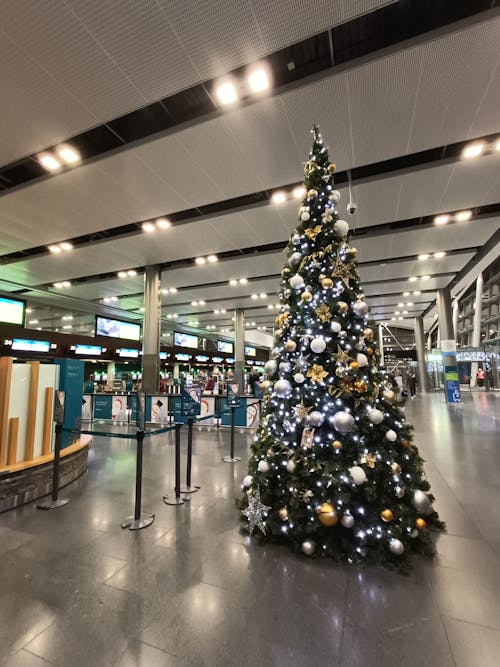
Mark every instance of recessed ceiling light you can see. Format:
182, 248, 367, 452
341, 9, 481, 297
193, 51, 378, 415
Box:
434, 251, 445, 258
63, 325, 73, 330
199, 300, 206, 306
160, 288, 168, 294
29, 319, 39, 325
421, 275, 430, 281
207, 255, 218, 263
26, 308, 32, 313
127, 269, 137, 277
494, 139, 500, 152
395, 311, 400, 315
462, 142, 484, 159
398, 303, 404, 307
398, 317, 403, 320
271, 191, 286, 204
260, 293, 267, 299
48, 245, 62, 253
38, 153, 61, 172
220, 309, 226, 314
169, 287, 178, 293
59, 242, 73, 251
413, 291, 421, 295
57, 144, 80, 165
62, 315, 73, 320
455, 210, 472, 222
239, 278, 248, 284
214, 309, 220, 314
62, 281, 71, 288
215, 80, 238, 105
251, 294, 258, 300
434, 214, 450, 225
167, 314, 173, 319
293, 186, 306, 199
139, 307, 145, 312
191, 301, 198, 306
229, 279, 238, 286
403, 310, 408, 315
247, 67, 270, 93
418, 254, 429, 261
409, 277, 418, 282
156, 218, 171, 229
110, 296, 118, 301
195, 257, 206, 265
118, 271, 127, 278
407, 302, 413, 306
267, 304, 273, 309
403, 292, 410, 296
53, 282, 63, 288
391, 317, 396, 321
142, 222, 156, 232
251, 321, 256, 326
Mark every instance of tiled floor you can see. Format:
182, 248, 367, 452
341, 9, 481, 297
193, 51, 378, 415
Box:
0, 392, 499, 666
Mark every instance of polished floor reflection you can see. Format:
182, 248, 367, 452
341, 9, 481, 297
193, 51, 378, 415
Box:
0, 393, 499, 666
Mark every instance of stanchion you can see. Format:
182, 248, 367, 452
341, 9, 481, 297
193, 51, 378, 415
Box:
37, 424, 70, 510
164, 423, 189, 505
121, 429, 155, 530
181, 417, 200, 493
222, 406, 241, 462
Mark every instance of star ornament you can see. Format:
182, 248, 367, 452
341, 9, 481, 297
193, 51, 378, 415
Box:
315, 303, 332, 323
305, 225, 322, 241
331, 256, 357, 288
242, 488, 270, 535
335, 345, 351, 366
294, 402, 312, 421
307, 364, 328, 383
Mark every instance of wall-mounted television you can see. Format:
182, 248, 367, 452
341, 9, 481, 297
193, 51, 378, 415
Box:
12, 338, 49, 352
174, 332, 198, 349
217, 340, 233, 354
159, 352, 168, 360
176, 353, 191, 361
245, 346, 256, 357
95, 316, 141, 341
212, 356, 223, 363
0, 297, 25, 326
119, 348, 139, 358
195, 355, 209, 362
75, 344, 102, 356
227, 357, 235, 364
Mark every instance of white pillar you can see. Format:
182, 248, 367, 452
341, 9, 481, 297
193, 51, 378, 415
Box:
107, 361, 115, 385
452, 300, 459, 338
142, 266, 161, 394
470, 273, 483, 388
377, 324, 385, 366
415, 316, 429, 392
234, 309, 245, 393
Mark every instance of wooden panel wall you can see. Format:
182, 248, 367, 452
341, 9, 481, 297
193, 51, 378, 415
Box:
0, 357, 13, 467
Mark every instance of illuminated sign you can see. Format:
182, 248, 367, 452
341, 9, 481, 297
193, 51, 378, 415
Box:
75, 344, 102, 356
174, 332, 199, 349
0, 297, 25, 325
96, 316, 141, 341
119, 348, 139, 358
217, 340, 233, 354
245, 346, 256, 357
12, 338, 50, 352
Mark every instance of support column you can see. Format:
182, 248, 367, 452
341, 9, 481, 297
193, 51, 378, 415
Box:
426, 333, 432, 351
452, 300, 459, 338
142, 266, 161, 394
377, 324, 385, 367
414, 316, 430, 392
234, 309, 245, 394
106, 361, 115, 385
470, 273, 483, 388
437, 287, 460, 402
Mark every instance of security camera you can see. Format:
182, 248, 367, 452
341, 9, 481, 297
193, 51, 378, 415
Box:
347, 201, 358, 215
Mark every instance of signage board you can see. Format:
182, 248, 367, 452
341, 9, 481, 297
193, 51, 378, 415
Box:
181, 387, 202, 417
0, 296, 25, 325
95, 316, 141, 341
444, 365, 461, 403
227, 383, 241, 407
53, 390, 66, 425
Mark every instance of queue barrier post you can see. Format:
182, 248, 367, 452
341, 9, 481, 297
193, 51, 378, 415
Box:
37, 423, 70, 510
222, 405, 240, 463
121, 429, 155, 530
164, 423, 189, 505
181, 417, 200, 493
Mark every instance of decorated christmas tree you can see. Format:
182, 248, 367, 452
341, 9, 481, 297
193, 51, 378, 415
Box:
240, 126, 443, 569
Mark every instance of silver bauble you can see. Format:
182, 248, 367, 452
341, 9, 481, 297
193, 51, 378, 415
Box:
274, 379, 292, 397
292, 233, 301, 245
395, 486, 405, 498
356, 353, 369, 367
293, 372, 305, 384
283, 288, 292, 299
310, 337, 327, 354
353, 300, 369, 317
300, 211, 311, 222
385, 429, 397, 442
242, 475, 253, 488
341, 514, 355, 528
410, 529, 419, 539
264, 359, 278, 376
286, 459, 296, 473
289, 274, 305, 290
308, 410, 324, 427
257, 460, 269, 473
329, 190, 341, 203
279, 361, 292, 373
332, 411, 355, 434
331, 321, 342, 333
412, 490, 431, 514
349, 465, 367, 485
334, 219, 349, 237
289, 252, 302, 267
389, 538, 404, 556
368, 409, 384, 424
339, 330, 347, 338
301, 540, 315, 556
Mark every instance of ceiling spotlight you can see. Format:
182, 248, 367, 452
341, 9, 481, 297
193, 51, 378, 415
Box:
215, 80, 238, 105
398, 317, 403, 320
118, 271, 127, 278
110, 296, 118, 301
57, 144, 81, 165
127, 269, 137, 277
38, 153, 61, 172
195, 257, 206, 265
267, 304, 274, 309
455, 210, 472, 222
214, 309, 220, 314
407, 302, 413, 306
207, 255, 218, 263
418, 254, 429, 261
251, 321, 256, 326
239, 278, 248, 285
139, 307, 145, 312
409, 277, 418, 282
462, 142, 484, 159
59, 242, 73, 251
395, 311, 400, 315
48, 245, 62, 253
62, 281, 71, 288
434, 251, 445, 258
421, 275, 430, 281
247, 66, 270, 93
229, 279, 238, 286
271, 191, 286, 204
156, 218, 171, 229
54, 282, 63, 288
169, 287, 178, 293
191, 301, 198, 306
161, 288, 168, 294
434, 214, 450, 225
260, 293, 267, 299
413, 291, 421, 295
29, 320, 39, 325
142, 222, 156, 232
199, 300, 206, 306
293, 186, 306, 199
220, 309, 226, 314
403, 292, 410, 296
62, 315, 73, 320
251, 294, 258, 300
403, 310, 408, 315
63, 325, 73, 330
398, 302, 404, 307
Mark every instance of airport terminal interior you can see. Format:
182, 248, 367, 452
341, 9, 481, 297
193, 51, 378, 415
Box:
0, 1, 499, 666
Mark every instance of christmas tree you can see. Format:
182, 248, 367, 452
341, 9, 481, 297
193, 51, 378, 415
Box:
240, 126, 443, 570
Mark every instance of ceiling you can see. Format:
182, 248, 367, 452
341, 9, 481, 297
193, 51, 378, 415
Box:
0, 0, 499, 343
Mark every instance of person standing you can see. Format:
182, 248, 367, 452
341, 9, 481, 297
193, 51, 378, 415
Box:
408, 371, 417, 398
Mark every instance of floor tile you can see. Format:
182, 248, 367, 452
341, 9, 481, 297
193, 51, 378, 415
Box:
443, 616, 500, 667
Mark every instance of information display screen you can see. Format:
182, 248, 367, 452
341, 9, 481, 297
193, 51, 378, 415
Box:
12, 338, 50, 352
217, 340, 233, 354
245, 346, 256, 357
75, 344, 102, 356
0, 297, 25, 325
119, 348, 139, 358
176, 353, 191, 361
174, 332, 199, 349
195, 355, 209, 362
95, 316, 141, 341
159, 352, 167, 360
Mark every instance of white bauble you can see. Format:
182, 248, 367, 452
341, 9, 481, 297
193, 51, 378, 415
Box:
300, 211, 311, 222
310, 337, 327, 354
279, 361, 292, 373
286, 460, 296, 473
410, 529, 419, 539
301, 540, 315, 556
293, 372, 305, 384
283, 288, 292, 299
257, 460, 269, 473
412, 490, 431, 514
289, 274, 305, 290
274, 379, 292, 397
368, 409, 384, 424
349, 466, 367, 485
353, 300, 369, 317
331, 321, 342, 333
264, 360, 277, 377
332, 411, 355, 434
341, 514, 355, 528
292, 233, 301, 245
242, 475, 253, 488
385, 429, 397, 442
329, 190, 341, 203
334, 219, 349, 237
356, 353, 368, 367
389, 538, 404, 556
289, 252, 302, 267
308, 411, 324, 427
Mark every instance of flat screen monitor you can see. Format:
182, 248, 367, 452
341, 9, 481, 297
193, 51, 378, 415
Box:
95, 316, 141, 341
212, 356, 223, 363
245, 346, 256, 357
12, 338, 50, 352
75, 344, 102, 356
119, 348, 139, 358
174, 332, 198, 349
217, 340, 233, 354
195, 355, 209, 362
0, 297, 25, 325
176, 353, 191, 361
227, 357, 235, 364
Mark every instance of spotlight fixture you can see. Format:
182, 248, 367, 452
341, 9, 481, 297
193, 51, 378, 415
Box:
191, 301, 198, 306
63, 325, 73, 330
62, 281, 71, 287
220, 309, 226, 314
455, 210, 472, 222
495, 139, 500, 152
239, 278, 248, 284
127, 269, 137, 276
293, 186, 306, 199
139, 307, 145, 312
403, 292, 410, 296
413, 291, 421, 295
409, 277, 418, 282
62, 315, 73, 320
38, 153, 61, 172
142, 222, 156, 232
398, 303, 404, 307
229, 279, 238, 286
57, 144, 81, 164
247, 66, 271, 93
215, 80, 238, 105
421, 275, 430, 281
195, 257, 206, 265
406, 302, 413, 306
462, 142, 484, 159
251, 294, 258, 300
434, 214, 450, 225
433, 251, 446, 258
156, 218, 171, 229
260, 293, 267, 299
418, 254, 429, 261
28, 320, 39, 325
48, 245, 62, 254
118, 271, 127, 278
207, 255, 218, 263
271, 191, 286, 204
59, 242, 73, 251
169, 287, 178, 293
199, 300, 206, 306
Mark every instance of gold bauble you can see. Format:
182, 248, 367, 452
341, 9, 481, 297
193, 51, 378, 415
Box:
308, 188, 318, 198
338, 301, 348, 314
349, 361, 359, 371
318, 502, 339, 527
279, 507, 288, 521
365, 347, 374, 356
332, 440, 343, 449
260, 380, 271, 390
391, 462, 401, 475
347, 247, 358, 258
416, 518, 427, 530
354, 380, 368, 394
380, 509, 394, 522
401, 439, 411, 449
383, 389, 397, 404
285, 340, 297, 352
363, 328, 374, 339
301, 291, 313, 302
281, 268, 290, 278
322, 277, 333, 289
327, 162, 336, 173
